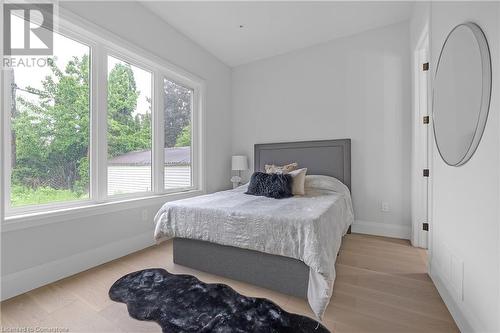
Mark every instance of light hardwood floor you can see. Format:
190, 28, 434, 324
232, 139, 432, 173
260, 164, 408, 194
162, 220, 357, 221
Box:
1, 234, 459, 332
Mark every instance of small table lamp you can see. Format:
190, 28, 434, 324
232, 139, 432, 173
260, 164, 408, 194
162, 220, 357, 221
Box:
231, 155, 248, 188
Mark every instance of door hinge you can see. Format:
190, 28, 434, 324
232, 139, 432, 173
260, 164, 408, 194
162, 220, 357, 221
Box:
423, 169, 430, 177
423, 62, 429, 71
423, 115, 430, 124
423, 222, 429, 231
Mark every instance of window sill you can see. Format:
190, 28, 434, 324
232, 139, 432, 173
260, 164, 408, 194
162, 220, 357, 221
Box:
2, 189, 204, 233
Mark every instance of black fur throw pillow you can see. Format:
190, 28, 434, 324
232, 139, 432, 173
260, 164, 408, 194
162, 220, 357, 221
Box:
245, 172, 293, 199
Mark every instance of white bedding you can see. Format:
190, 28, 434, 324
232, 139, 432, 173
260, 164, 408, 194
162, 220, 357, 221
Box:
154, 175, 354, 319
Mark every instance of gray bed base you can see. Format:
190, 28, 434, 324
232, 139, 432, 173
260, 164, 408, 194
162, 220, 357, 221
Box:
173, 139, 351, 299
173, 238, 309, 298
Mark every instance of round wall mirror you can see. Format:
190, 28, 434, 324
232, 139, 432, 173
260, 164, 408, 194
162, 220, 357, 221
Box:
433, 22, 491, 166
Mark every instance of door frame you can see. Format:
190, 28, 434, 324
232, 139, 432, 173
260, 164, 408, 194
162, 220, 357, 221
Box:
411, 29, 430, 249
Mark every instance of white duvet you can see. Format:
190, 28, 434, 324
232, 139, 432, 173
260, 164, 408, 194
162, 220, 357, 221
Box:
154, 175, 354, 319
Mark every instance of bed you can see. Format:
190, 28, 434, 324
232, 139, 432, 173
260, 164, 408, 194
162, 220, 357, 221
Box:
154, 139, 353, 318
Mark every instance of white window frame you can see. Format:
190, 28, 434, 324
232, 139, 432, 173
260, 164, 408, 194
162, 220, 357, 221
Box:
2, 8, 206, 220
105, 51, 155, 199
161, 77, 198, 193
3, 22, 97, 215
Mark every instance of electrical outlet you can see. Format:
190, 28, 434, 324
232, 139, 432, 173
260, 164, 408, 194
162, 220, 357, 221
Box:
141, 209, 148, 222
381, 202, 390, 212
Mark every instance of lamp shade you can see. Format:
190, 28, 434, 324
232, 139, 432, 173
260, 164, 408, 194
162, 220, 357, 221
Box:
231, 155, 248, 171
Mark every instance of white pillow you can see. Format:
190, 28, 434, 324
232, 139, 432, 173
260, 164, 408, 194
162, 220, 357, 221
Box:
288, 168, 307, 195
304, 175, 350, 196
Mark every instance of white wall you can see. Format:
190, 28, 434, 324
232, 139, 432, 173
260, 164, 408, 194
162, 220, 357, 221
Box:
422, 2, 500, 332
232, 22, 411, 239
1, 1, 232, 300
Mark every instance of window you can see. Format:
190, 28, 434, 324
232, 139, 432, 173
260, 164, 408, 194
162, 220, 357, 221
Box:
107, 56, 152, 196
163, 78, 193, 190
8, 31, 91, 207
3, 13, 203, 217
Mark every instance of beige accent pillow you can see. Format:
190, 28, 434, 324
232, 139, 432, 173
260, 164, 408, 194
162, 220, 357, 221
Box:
264, 162, 298, 174
288, 168, 308, 195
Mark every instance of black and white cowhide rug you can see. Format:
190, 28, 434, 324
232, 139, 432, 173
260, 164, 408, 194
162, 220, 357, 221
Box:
109, 268, 329, 333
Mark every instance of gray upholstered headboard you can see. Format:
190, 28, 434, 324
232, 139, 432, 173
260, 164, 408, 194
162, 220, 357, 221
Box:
254, 139, 351, 190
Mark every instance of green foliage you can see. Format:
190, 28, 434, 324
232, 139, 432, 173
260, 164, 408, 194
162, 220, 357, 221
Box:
175, 124, 191, 147
107, 110, 151, 157
74, 156, 89, 194
107, 64, 151, 157
164, 79, 192, 148
11, 184, 86, 207
13, 55, 90, 191
108, 64, 138, 122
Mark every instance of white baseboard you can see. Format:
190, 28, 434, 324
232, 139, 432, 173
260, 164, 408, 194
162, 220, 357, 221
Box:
1, 231, 155, 301
351, 220, 411, 239
429, 260, 482, 333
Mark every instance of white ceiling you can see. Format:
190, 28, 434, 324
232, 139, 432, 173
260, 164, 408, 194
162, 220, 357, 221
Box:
142, 1, 413, 67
